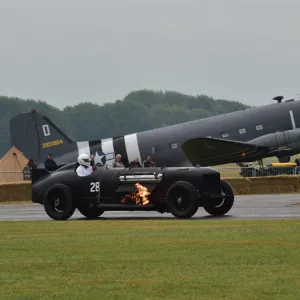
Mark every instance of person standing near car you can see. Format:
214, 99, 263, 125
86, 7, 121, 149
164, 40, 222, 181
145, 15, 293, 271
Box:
44, 153, 58, 171
128, 157, 142, 168
143, 155, 155, 167
22, 159, 37, 180
113, 154, 124, 168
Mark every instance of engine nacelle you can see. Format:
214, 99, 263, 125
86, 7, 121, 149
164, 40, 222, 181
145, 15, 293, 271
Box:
249, 129, 300, 150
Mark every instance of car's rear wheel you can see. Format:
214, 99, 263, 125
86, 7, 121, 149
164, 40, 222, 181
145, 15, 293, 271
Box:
77, 205, 105, 219
44, 184, 75, 220
166, 181, 199, 218
203, 180, 234, 216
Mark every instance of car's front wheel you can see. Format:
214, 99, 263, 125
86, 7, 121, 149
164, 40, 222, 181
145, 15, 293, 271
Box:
44, 184, 75, 220
166, 181, 199, 218
203, 180, 234, 216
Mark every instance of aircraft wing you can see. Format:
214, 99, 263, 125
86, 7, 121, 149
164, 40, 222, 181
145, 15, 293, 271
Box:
181, 137, 270, 166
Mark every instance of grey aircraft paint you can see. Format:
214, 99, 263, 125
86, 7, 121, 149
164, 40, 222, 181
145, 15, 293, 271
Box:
9, 97, 300, 168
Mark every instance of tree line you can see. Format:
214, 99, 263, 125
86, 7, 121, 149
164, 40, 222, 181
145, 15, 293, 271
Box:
0, 90, 250, 157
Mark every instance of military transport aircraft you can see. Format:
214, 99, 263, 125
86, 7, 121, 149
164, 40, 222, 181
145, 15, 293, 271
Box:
9, 95, 300, 169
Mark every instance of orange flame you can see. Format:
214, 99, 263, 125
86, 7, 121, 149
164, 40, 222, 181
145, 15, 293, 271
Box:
121, 183, 150, 205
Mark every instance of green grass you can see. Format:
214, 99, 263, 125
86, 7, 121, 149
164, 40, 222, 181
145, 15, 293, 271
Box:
1, 219, 300, 300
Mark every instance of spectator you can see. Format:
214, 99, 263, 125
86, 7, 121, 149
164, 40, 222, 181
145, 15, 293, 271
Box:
143, 155, 155, 167
22, 159, 37, 181
129, 157, 142, 168
113, 154, 124, 168
44, 153, 58, 171
90, 155, 95, 166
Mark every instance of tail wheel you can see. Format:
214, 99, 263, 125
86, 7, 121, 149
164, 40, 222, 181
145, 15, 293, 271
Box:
44, 184, 75, 220
77, 206, 105, 219
166, 181, 199, 218
203, 180, 234, 216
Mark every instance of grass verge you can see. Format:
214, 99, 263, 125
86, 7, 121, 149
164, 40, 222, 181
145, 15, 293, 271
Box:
1, 219, 300, 300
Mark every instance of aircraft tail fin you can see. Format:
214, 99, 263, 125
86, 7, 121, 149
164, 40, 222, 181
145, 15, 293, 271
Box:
9, 109, 74, 165
181, 137, 269, 166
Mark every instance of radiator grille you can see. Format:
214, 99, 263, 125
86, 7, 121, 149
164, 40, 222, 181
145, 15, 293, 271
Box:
116, 183, 157, 193
200, 173, 221, 193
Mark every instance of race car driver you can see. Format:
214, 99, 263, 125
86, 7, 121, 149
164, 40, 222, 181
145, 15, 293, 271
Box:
76, 153, 95, 177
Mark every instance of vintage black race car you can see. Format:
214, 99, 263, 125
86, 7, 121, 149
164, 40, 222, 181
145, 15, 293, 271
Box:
31, 163, 235, 220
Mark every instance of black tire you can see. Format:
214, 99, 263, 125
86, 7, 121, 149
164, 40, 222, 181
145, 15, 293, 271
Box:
203, 180, 234, 216
44, 184, 75, 220
77, 206, 105, 219
166, 181, 199, 218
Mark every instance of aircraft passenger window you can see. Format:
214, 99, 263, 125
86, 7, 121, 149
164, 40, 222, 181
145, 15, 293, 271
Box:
239, 128, 246, 134
256, 125, 263, 130
170, 143, 177, 149
152, 146, 160, 153
221, 133, 229, 138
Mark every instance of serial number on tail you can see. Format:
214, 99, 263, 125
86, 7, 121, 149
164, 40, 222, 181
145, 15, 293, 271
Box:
42, 139, 64, 148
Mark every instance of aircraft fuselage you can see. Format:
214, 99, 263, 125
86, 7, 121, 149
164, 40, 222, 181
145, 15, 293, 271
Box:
9, 99, 300, 167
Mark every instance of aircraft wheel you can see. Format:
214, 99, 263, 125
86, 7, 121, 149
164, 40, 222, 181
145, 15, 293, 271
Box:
44, 184, 75, 220
203, 180, 234, 216
166, 181, 199, 218
77, 205, 105, 219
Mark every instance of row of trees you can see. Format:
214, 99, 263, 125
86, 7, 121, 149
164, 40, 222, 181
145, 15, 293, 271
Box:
0, 90, 250, 157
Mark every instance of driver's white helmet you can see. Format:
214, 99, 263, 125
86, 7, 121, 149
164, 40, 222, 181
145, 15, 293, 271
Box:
78, 153, 91, 167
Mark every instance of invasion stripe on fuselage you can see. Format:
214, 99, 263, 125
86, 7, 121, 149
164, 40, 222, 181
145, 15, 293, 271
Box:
77, 141, 90, 156
289, 110, 296, 129
101, 138, 115, 166
88, 140, 104, 159
124, 133, 142, 164
78, 136, 141, 167
113, 137, 129, 167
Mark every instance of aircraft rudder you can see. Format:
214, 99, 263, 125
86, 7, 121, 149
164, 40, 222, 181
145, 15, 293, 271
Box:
9, 109, 74, 164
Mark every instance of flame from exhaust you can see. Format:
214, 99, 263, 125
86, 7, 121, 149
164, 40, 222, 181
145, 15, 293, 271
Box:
121, 183, 150, 205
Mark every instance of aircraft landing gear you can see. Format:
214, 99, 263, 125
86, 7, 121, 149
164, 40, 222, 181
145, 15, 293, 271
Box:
237, 160, 264, 178
236, 162, 247, 168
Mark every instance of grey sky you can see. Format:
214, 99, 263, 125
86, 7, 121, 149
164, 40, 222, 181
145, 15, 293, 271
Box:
0, 0, 299, 108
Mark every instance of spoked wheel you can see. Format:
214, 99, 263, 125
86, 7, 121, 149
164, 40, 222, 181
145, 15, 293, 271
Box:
53, 197, 66, 213
44, 185, 75, 220
77, 205, 105, 219
166, 181, 199, 218
203, 180, 234, 216
172, 195, 191, 213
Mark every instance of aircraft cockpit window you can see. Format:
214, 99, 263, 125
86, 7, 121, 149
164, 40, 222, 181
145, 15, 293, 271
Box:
239, 128, 246, 134
221, 133, 229, 138
256, 125, 263, 131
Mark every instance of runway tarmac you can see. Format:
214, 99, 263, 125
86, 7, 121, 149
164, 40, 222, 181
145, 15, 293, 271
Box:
0, 194, 300, 221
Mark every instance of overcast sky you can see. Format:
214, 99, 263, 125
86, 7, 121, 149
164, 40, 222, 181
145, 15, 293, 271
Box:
0, 0, 299, 108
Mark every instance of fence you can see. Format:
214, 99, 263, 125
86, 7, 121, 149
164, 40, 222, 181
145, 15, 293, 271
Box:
217, 166, 300, 178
